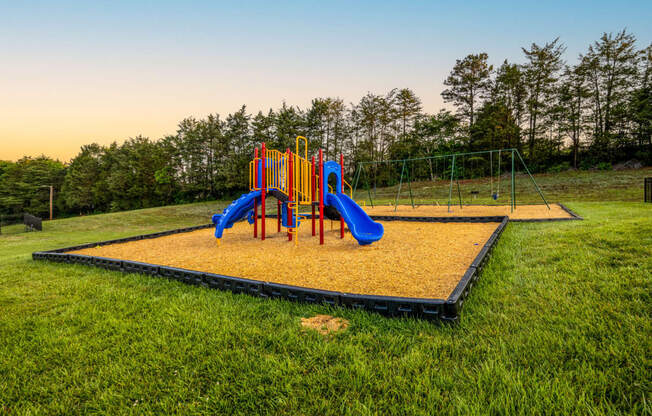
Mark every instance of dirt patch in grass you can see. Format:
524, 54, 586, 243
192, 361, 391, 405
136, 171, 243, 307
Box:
71, 219, 498, 299
301, 315, 349, 335
363, 203, 573, 220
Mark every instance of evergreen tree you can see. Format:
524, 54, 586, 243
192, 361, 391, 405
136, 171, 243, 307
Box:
199, 114, 224, 198
394, 88, 423, 137
558, 64, 590, 168
274, 103, 305, 151
252, 110, 277, 148
223, 106, 252, 194
442, 53, 493, 129
412, 110, 461, 179
61, 143, 110, 212
354, 92, 383, 163
522, 38, 565, 161
630, 44, 651, 154
470, 102, 520, 151
105, 136, 167, 211
492, 60, 527, 150
581, 30, 641, 159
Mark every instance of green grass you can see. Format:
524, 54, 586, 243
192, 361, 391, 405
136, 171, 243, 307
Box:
0, 223, 28, 235
1, 171, 651, 414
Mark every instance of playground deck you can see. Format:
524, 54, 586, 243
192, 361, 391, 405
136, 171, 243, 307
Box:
363, 203, 574, 220
70, 219, 500, 299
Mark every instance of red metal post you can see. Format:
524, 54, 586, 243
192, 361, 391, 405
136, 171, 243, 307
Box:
277, 200, 281, 232
253, 147, 258, 238
311, 156, 316, 236
261, 142, 266, 240
319, 149, 324, 245
288, 151, 293, 241
340, 153, 344, 238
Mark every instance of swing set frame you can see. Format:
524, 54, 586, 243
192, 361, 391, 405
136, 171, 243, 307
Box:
351, 148, 549, 213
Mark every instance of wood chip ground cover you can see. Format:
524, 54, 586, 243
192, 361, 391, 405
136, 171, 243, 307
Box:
71, 219, 499, 299
300, 315, 349, 335
363, 203, 572, 219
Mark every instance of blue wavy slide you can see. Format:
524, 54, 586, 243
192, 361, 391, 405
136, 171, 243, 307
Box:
325, 193, 384, 245
212, 190, 261, 239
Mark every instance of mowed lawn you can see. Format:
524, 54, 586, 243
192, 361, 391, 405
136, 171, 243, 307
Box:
1, 174, 651, 414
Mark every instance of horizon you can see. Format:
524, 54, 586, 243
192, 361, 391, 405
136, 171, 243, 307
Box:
1, 0, 651, 162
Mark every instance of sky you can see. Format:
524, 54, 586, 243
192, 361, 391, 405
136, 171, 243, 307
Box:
1, 0, 650, 162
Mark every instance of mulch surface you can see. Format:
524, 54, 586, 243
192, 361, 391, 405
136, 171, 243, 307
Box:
72, 219, 499, 299
301, 315, 349, 335
363, 203, 573, 220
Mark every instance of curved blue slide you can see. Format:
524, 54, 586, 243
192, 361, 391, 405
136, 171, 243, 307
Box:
213, 190, 261, 239
326, 193, 384, 245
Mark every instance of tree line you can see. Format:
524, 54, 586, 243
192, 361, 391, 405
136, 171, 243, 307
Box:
0, 29, 649, 219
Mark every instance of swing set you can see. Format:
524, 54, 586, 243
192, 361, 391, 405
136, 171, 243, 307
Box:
351, 148, 549, 213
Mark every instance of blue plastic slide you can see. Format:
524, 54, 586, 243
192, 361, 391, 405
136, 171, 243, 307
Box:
325, 193, 384, 245
213, 190, 261, 239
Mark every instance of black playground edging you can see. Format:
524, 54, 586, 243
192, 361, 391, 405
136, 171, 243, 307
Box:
31, 216, 511, 323
558, 203, 583, 220
508, 202, 583, 222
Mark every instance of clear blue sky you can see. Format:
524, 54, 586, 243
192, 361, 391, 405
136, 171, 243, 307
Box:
1, 0, 650, 161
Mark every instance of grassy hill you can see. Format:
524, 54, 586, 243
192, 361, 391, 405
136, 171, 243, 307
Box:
0, 169, 650, 414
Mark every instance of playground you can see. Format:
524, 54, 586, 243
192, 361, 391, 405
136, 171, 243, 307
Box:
34, 137, 584, 321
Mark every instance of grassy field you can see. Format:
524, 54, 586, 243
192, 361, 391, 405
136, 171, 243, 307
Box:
1, 170, 651, 414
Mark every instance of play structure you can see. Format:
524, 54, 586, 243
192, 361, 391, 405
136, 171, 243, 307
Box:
352, 148, 549, 212
211, 137, 384, 246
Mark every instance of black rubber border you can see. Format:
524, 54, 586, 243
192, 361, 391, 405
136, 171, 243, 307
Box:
444, 216, 508, 321
506, 203, 583, 222
557, 203, 583, 220
40, 224, 214, 254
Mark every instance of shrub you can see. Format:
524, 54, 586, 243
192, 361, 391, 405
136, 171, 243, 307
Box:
596, 162, 612, 171
634, 151, 652, 165
579, 159, 595, 170
547, 162, 571, 173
